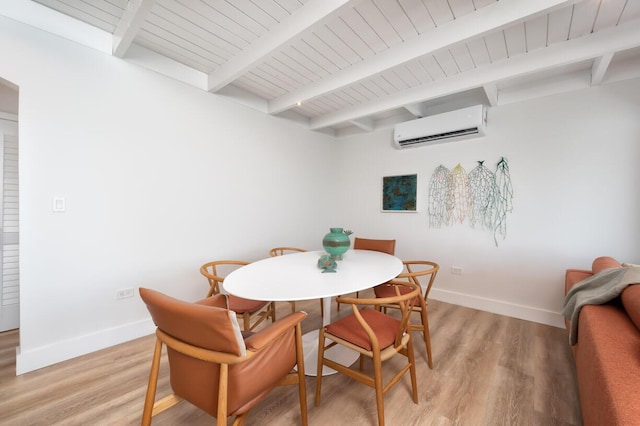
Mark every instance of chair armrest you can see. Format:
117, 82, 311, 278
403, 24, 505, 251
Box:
244, 311, 307, 351
194, 294, 228, 308
337, 279, 412, 306
398, 261, 439, 278
336, 294, 378, 305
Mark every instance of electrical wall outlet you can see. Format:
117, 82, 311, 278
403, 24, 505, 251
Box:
116, 288, 135, 299
450, 266, 464, 275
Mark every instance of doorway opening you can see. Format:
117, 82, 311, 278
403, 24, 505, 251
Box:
0, 77, 20, 346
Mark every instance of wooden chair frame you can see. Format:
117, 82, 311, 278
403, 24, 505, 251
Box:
200, 260, 276, 331
269, 247, 307, 257
268, 247, 324, 316
376, 260, 439, 368
268, 247, 306, 313
337, 237, 396, 312
200, 260, 249, 298
142, 319, 308, 426
315, 280, 420, 426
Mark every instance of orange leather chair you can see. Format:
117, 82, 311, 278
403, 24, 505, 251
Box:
374, 260, 439, 368
139, 288, 308, 426
337, 237, 396, 311
353, 237, 396, 255
315, 279, 420, 426
200, 260, 276, 331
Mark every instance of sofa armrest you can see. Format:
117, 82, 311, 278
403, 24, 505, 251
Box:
574, 304, 640, 425
565, 269, 593, 295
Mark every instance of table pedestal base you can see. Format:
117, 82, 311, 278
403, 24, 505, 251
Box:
302, 329, 359, 376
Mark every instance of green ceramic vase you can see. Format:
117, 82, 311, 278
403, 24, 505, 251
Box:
322, 227, 350, 260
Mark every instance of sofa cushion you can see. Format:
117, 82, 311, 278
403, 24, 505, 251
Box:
592, 256, 621, 274
621, 284, 640, 331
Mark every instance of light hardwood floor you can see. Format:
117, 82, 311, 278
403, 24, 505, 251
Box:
0, 293, 582, 425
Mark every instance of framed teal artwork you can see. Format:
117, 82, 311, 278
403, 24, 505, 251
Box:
382, 174, 417, 212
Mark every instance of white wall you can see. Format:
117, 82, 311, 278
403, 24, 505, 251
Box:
337, 79, 640, 326
2, 13, 640, 374
0, 16, 340, 373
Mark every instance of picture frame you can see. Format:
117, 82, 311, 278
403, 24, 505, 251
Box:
381, 174, 417, 212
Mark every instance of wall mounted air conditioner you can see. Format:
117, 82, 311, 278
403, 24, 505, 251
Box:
393, 105, 487, 149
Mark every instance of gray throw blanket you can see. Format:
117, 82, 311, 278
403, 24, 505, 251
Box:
562, 266, 640, 345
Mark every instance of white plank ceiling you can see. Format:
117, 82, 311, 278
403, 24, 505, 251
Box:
3, 0, 640, 137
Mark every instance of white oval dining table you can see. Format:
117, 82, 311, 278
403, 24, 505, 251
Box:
224, 249, 403, 376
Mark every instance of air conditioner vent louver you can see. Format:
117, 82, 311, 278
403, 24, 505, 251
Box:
398, 127, 480, 147
393, 105, 487, 149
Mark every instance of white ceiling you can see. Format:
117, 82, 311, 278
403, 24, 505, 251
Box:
3, 0, 640, 137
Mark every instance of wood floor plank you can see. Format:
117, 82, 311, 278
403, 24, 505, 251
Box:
533, 324, 583, 425
0, 297, 581, 425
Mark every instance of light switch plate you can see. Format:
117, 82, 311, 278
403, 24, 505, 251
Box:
52, 197, 66, 212
451, 266, 463, 275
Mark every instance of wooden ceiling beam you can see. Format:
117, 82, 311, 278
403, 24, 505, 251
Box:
112, 0, 157, 57
483, 84, 499, 107
309, 19, 640, 130
206, 0, 354, 93
403, 103, 427, 118
349, 118, 374, 132
0, 0, 111, 53
590, 53, 614, 85
268, 0, 575, 115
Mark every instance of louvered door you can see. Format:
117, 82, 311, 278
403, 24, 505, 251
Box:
0, 132, 19, 332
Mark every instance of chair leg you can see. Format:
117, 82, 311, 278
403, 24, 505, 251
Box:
289, 301, 296, 313
217, 364, 229, 426
242, 313, 250, 331
231, 412, 249, 426
373, 353, 385, 426
141, 338, 163, 426
315, 329, 326, 405
407, 336, 419, 403
419, 302, 433, 369
294, 323, 308, 426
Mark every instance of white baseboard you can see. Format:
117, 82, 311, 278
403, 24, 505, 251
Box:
16, 318, 156, 375
14, 291, 566, 375
430, 288, 566, 329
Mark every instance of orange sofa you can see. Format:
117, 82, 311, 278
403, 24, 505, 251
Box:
564, 256, 640, 425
